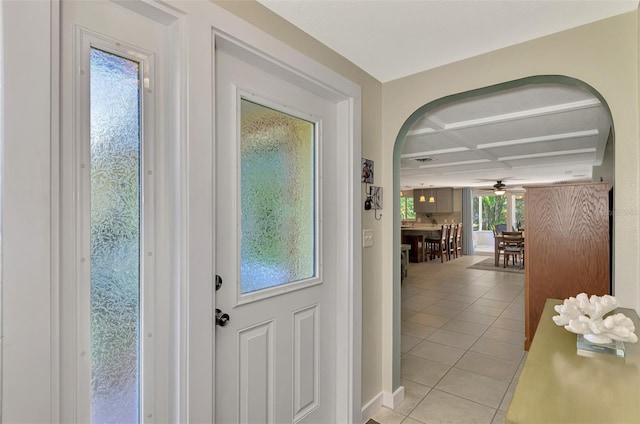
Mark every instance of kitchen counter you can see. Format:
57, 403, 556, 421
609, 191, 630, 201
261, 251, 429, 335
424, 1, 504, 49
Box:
401, 226, 442, 262
401, 225, 444, 230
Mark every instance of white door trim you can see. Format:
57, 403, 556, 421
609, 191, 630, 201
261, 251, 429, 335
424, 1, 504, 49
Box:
56, 0, 188, 422
165, 0, 361, 420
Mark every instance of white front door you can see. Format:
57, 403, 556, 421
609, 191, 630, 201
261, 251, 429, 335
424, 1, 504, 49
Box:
214, 45, 339, 423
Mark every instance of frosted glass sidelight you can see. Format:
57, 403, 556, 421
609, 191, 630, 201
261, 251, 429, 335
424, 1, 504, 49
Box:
90, 48, 141, 423
240, 99, 316, 294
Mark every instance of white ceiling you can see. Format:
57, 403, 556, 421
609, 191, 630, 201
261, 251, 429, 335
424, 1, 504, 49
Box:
257, 0, 638, 83
400, 82, 611, 191
257, 0, 634, 191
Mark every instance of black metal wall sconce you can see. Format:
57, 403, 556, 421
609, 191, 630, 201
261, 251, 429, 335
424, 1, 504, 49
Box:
362, 157, 382, 220
364, 184, 382, 220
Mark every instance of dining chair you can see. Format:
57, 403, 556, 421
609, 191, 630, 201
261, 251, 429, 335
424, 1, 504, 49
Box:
493, 226, 506, 263
503, 235, 524, 268
454, 223, 463, 258
447, 224, 456, 260
426, 224, 449, 263
502, 232, 523, 259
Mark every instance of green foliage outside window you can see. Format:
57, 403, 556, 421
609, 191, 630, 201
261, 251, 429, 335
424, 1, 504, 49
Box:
400, 196, 416, 220
473, 194, 524, 231
482, 195, 508, 230
473, 197, 479, 230
515, 196, 525, 229
473, 195, 508, 230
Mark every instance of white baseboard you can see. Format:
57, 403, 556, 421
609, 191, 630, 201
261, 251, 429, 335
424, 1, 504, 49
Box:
361, 392, 383, 423
361, 385, 405, 423
384, 385, 405, 409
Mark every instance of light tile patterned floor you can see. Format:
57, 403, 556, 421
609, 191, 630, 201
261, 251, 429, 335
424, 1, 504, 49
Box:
371, 254, 526, 424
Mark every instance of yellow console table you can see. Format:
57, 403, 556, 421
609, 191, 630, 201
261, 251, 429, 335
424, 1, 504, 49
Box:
506, 298, 640, 424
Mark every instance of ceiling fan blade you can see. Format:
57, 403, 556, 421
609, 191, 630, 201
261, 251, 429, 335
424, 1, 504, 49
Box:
474, 176, 519, 183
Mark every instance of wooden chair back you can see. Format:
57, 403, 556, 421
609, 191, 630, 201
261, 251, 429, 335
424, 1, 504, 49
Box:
447, 224, 456, 259
455, 223, 463, 257
425, 224, 449, 263
439, 224, 448, 243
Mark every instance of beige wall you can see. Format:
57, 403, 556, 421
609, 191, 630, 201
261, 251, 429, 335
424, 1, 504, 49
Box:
593, 129, 615, 184
383, 11, 639, 392
213, 0, 640, 409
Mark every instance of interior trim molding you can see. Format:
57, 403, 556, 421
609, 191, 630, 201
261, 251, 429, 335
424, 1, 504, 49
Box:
361, 385, 405, 423
360, 391, 384, 423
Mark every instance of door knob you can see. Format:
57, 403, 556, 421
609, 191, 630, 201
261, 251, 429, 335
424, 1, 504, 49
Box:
215, 308, 230, 327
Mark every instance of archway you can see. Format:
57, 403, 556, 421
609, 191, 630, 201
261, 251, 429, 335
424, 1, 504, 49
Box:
391, 75, 615, 393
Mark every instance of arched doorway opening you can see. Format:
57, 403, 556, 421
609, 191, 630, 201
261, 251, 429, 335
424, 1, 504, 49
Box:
391, 75, 614, 394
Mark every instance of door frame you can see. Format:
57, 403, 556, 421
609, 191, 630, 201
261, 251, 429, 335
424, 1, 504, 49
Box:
56, 1, 187, 422
48, 0, 362, 422
209, 26, 362, 422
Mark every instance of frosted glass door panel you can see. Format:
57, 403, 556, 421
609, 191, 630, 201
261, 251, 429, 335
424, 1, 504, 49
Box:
240, 99, 316, 294
90, 47, 141, 423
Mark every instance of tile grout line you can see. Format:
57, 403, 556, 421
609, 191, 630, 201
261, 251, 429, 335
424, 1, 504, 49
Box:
397, 260, 525, 424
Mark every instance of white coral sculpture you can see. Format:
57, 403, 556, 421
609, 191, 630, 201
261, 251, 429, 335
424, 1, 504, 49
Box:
552, 292, 638, 344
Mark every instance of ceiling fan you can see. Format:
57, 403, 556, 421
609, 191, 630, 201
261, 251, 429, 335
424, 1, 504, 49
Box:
474, 177, 523, 195
493, 180, 507, 196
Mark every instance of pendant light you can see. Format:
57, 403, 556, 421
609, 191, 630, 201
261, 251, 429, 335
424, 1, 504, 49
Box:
419, 183, 426, 202
429, 186, 435, 203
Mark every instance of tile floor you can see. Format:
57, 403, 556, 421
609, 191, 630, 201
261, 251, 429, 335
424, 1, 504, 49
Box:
371, 254, 526, 424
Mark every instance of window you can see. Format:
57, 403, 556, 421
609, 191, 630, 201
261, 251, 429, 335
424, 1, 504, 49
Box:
473, 194, 507, 231
90, 47, 142, 423
515, 195, 525, 229
400, 195, 415, 220
240, 98, 316, 294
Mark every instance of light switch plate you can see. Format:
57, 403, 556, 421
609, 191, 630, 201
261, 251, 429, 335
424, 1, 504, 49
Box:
363, 229, 374, 247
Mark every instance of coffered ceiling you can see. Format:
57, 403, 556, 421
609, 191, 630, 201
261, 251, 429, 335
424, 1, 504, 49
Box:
400, 83, 611, 191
